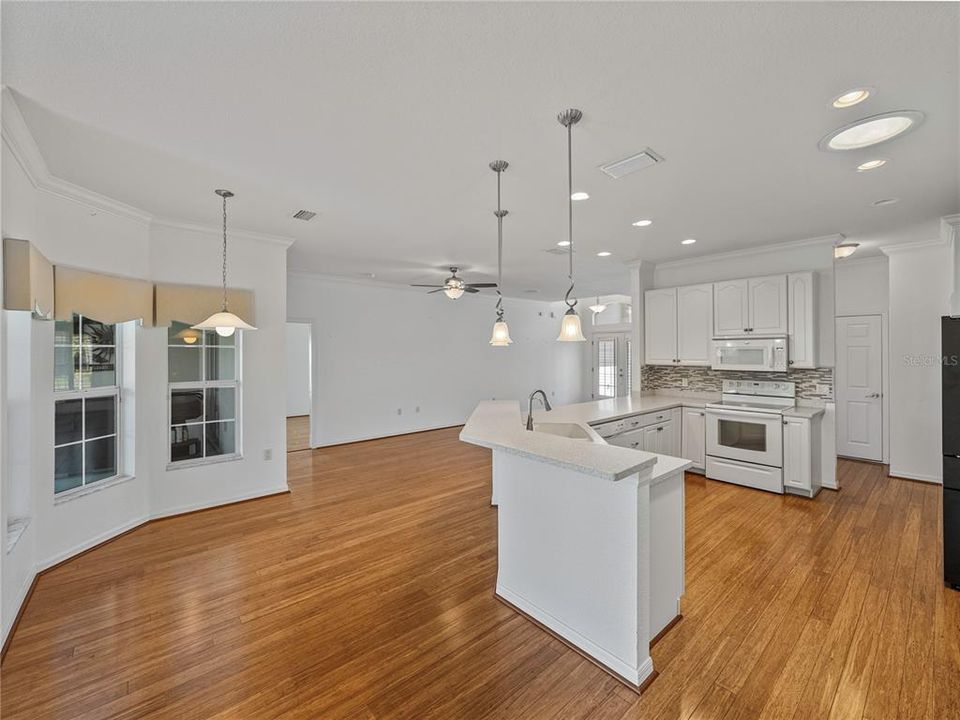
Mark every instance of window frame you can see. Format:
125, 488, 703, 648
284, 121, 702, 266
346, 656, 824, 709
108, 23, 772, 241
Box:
53, 314, 123, 496
166, 327, 242, 468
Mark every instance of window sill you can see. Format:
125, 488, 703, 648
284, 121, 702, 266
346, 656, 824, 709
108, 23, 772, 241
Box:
6, 516, 31, 554
54, 474, 136, 506
166, 453, 243, 472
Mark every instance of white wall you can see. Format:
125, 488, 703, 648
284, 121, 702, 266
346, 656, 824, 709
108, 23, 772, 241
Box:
883, 238, 953, 482
1, 115, 289, 645
287, 273, 586, 447
285, 322, 311, 417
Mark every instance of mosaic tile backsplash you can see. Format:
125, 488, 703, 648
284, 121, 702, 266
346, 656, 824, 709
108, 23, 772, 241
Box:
641, 365, 834, 401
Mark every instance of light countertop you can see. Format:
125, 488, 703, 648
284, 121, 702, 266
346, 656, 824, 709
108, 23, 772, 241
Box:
782, 405, 826, 419
460, 392, 703, 483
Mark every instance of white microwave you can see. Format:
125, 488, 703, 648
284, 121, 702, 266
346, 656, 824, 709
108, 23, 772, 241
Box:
711, 337, 787, 372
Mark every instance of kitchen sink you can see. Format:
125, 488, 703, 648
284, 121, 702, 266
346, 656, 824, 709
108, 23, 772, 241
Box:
531, 422, 598, 442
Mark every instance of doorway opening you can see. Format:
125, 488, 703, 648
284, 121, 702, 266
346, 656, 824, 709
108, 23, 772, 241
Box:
592, 332, 632, 399
285, 321, 312, 452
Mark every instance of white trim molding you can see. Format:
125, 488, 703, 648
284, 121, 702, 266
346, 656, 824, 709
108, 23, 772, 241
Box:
646, 234, 843, 270
879, 235, 950, 256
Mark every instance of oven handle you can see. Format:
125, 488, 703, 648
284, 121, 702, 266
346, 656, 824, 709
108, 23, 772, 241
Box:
706, 408, 780, 421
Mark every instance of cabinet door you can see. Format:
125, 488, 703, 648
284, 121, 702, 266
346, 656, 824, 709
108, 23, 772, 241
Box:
748, 275, 788, 335
641, 425, 660, 453
677, 284, 714, 365
782, 417, 811, 491
644, 288, 678, 365
681, 408, 705, 469
787, 272, 817, 369
713, 279, 749, 336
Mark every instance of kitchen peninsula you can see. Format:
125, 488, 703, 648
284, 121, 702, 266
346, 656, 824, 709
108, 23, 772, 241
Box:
460, 394, 700, 690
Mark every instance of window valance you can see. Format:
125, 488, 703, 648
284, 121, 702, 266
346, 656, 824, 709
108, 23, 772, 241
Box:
54, 266, 155, 326
3, 238, 55, 318
154, 282, 255, 328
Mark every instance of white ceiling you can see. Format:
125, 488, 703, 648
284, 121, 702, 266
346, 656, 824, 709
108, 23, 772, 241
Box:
3, 2, 958, 299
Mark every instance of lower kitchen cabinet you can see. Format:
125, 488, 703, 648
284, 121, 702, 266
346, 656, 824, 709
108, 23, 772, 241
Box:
782, 414, 822, 497
681, 407, 706, 472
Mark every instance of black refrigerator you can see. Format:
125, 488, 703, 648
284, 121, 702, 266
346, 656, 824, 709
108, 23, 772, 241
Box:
942, 317, 960, 589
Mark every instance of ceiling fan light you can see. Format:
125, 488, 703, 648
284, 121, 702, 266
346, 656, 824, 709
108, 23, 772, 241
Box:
489, 320, 513, 346
444, 285, 465, 299
557, 307, 586, 342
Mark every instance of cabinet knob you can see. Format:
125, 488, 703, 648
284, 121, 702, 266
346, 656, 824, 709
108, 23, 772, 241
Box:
657, 427, 663, 432
788, 360, 795, 366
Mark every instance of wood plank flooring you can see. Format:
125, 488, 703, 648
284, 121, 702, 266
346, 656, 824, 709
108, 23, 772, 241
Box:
286, 415, 310, 452
2, 427, 958, 719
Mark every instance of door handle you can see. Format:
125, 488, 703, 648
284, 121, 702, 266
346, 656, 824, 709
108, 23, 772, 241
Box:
866, 392, 881, 398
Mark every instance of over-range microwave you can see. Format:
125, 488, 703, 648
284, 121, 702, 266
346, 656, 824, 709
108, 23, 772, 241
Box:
711, 337, 787, 372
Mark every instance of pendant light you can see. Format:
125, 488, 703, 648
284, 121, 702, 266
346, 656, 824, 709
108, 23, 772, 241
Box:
588, 296, 607, 315
556, 109, 586, 342
193, 189, 257, 337
489, 160, 513, 346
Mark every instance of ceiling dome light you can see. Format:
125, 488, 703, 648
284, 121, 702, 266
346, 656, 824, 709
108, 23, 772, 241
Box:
589, 297, 607, 314
834, 242, 860, 259
571, 192, 589, 201
872, 197, 900, 207
193, 190, 257, 338
632, 219, 653, 227
682, 238, 697, 245
597, 251, 611, 257
832, 88, 871, 108
857, 159, 887, 172
819, 111, 924, 152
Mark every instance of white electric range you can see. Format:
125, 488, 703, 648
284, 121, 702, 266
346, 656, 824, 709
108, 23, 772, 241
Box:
704, 380, 796, 494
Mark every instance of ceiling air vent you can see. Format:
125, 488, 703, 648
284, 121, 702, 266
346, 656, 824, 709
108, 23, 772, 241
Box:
292, 210, 316, 221
598, 148, 664, 180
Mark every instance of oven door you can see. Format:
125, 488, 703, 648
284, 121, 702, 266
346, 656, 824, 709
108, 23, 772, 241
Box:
706, 408, 783, 467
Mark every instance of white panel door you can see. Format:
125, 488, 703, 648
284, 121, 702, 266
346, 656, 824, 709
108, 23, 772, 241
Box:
681, 407, 706, 469
713, 279, 749, 336
677, 284, 714, 365
593, 333, 631, 399
644, 288, 678, 365
836, 316, 883, 461
748, 275, 788, 335
787, 272, 817, 369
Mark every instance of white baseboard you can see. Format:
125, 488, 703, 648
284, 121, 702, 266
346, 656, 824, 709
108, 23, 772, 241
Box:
150, 485, 289, 520
1, 567, 37, 645
889, 469, 942, 484
497, 583, 654, 688
38, 515, 149, 571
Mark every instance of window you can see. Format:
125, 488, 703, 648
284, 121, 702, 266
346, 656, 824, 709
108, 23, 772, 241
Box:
168, 321, 240, 465
597, 338, 617, 398
54, 315, 121, 494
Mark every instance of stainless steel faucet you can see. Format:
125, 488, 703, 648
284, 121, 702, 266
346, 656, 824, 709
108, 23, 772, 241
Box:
526, 389, 552, 430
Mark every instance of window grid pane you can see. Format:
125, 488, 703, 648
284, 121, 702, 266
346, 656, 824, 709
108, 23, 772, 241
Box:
597, 339, 617, 398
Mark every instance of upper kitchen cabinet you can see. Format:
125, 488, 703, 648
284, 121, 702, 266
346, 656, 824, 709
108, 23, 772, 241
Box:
713, 279, 749, 336
748, 275, 788, 335
787, 272, 817, 368
644, 287, 678, 365
713, 275, 787, 336
676, 284, 713, 365
645, 284, 713, 366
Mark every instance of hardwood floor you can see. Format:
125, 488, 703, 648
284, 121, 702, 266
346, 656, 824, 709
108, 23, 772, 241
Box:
2, 427, 959, 719
286, 415, 310, 452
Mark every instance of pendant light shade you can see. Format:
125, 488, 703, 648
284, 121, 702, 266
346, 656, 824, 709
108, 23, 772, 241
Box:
556, 109, 586, 343
193, 190, 257, 337
489, 160, 513, 346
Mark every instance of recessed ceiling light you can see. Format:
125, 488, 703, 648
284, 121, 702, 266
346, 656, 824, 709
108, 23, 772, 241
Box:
856, 159, 887, 172
557, 240, 571, 247
834, 242, 860, 259
819, 111, 924, 152
872, 197, 900, 206
596, 251, 612, 257
832, 88, 871, 108
571, 192, 589, 201
632, 219, 653, 227
682, 238, 697, 245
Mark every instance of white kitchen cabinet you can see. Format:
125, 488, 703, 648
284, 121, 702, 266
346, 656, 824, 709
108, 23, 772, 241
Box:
787, 272, 818, 369
681, 407, 706, 472
713, 279, 749, 336
748, 275, 788, 335
676, 284, 713, 365
644, 288, 678, 365
645, 284, 712, 366
782, 414, 822, 497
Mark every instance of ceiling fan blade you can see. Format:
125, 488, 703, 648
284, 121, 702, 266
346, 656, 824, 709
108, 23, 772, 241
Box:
466, 283, 498, 289
464, 286, 480, 293
411, 284, 444, 288
427, 288, 446, 294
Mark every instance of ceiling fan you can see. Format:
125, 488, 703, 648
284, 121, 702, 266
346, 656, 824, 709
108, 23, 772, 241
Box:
411, 267, 497, 299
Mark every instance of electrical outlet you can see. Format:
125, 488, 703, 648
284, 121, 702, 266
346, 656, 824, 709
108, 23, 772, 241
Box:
415, 406, 420, 413
263, 449, 272, 461
397, 408, 402, 415
681, 378, 689, 388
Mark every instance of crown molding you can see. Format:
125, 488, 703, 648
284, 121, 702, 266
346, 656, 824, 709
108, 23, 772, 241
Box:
879, 235, 949, 255
941, 214, 960, 243
647, 234, 844, 270
151, 217, 294, 248
2, 87, 294, 248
